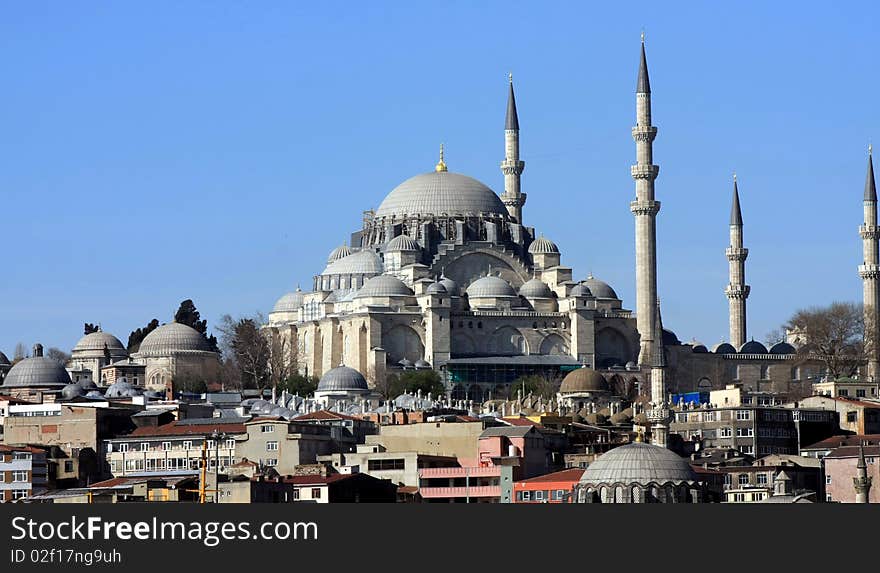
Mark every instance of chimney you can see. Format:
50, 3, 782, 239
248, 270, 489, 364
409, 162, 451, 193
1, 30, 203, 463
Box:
33, 343, 43, 358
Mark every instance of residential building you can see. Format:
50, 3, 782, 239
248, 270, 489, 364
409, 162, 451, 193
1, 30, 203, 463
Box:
285, 472, 397, 503
813, 377, 879, 400
795, 395, 880, 435
317, 446, 459, 488
0, 445, 48, 502
823, 444, 880, 503
513, 468, 584, 503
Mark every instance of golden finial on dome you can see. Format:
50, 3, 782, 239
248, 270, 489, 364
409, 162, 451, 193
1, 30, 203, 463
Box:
435, 143, 447, 172
634, 430, 644, 443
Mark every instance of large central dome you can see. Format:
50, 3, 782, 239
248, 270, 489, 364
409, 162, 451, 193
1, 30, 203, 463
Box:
374, 171, 508, 220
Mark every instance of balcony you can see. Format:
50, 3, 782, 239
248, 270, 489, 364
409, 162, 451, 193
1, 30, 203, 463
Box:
418, 486, 501, 499
419, 466, 500, 479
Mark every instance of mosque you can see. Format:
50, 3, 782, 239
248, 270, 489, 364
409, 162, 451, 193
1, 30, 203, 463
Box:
263, 39, 829, 406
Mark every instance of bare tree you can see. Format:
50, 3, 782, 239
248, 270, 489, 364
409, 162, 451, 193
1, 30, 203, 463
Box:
765, 328, 785, 346
784, 301, 871, 379
13, 342, 27, 364
46, 347, 71, 366
216, 314, 270, 391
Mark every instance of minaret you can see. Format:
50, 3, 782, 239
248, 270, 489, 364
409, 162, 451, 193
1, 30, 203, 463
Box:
725, 174, 750, 348
500, 73, 526, 223
648, 298, 670, 448
853, 443, 873, 503
631, 34, 660, 366
860, 145, 880, 381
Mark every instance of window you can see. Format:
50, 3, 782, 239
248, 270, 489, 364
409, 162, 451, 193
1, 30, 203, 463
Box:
225, 439, 236, 450
12, 490, 28, 500
162, 442, 172, 451
702, 411, 717, 422
12, 471, 28, 482
311, 488, 321, 499
64, 461, 74, 473
736, 427, 754, 437
535, 490, 545, 501
738, 474, 750, 486
553, 489, 565, 501
266, 441, 279, 451
724, 474, 732, 486
740, 445, 754, 455
119, 443, 129, 453
207, 440, 215, 450
736, 410, 751, 421
521, 491, 531, 501
826, 494, 833, 502
367, 458, 406, 471
826, 474, 832, 484
719, 427, 732, 438
756, 473, 768, 485
261, 425, 275, 433
839, 389, 849, 397
857, 389, 866, 398
293, 489, 300, 500
12, 452, 31, 461
183, 441, 192, 450
264, 458, 277, 466
141, 443, 149, 452
846, 411, 858, 423
733, 493, 745, 502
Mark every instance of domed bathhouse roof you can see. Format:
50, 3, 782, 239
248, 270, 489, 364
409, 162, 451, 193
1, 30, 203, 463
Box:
322, 249, 384, 276
739, 340, 768, 354
61, 383, 85, 400
316, 365, 369, 393
272, 288, 304, 313
384, 235, 421, 252
425, 281, 448, 295
712, 342, 737, 355
354, 275, 414, 299
136, 322, 214, 357
769, 341, 797, 355
583, 276, 618, 300
569, 283, 594, 298
466, 276, 518, 299
519, 278, 553, 299
528, 236, 559, 254
72, 331, 127, 355
559, 367, 609, 394
374, 171, 508, 221
2, 345, 71, 389
328, 244, 352, 263
576, 442, 700, 503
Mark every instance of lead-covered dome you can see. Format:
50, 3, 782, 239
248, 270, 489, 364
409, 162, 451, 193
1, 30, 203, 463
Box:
137, 322, 213, 357
559, 367, 609, 394
72, 331, 128, 358
739, 340, 768, 354
0, 351, 9, 365
769, 341, 796, 355
583, 276, 618, 299
3, 356, 72, 388
317, 365, 369, 392
384, 235, 421, 252
528, 236, 559, 254
355, 275, 414, 298
272, 288, 304, 313
580, 442, 698, 486
328, 245, 352, 263
322, 249, 383, 276
375, 171, 507, 220
466, 276, 518, 299
519, 278, 553, 299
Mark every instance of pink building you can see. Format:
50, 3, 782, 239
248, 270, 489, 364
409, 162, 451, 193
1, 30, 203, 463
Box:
824, 444, 879, 503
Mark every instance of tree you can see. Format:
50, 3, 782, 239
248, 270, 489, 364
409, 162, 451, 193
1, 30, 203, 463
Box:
784, 301, 872, 379
508, 373, 561, 400
277, 373, 319, 396
765, 328, 785, 346
128, 319, 160, 353
216, 314, 270, 391
84, 323, 100, 335
13, 342, 27, 364
46, 347, 70, 366
382, 370, 445, 399
174, 299, 219, 352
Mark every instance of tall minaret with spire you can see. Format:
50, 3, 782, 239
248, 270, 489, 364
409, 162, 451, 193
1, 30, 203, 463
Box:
726, 174, 750, 348
500, 74, 526, 223
648, 297, 671, 448
631, 33, 660, 366
860, 145, 880, 381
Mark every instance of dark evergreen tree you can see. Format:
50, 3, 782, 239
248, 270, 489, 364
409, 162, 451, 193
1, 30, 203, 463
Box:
174, 299, 219, 352
84, 323, 100, 335
127, 318, 160, 352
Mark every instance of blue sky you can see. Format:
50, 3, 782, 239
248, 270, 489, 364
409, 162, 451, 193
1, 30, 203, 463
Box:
1, 2, 877, 355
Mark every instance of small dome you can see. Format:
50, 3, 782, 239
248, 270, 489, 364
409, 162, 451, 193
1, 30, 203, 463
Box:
2, 356, 71, 388
317, 365, 369, 392
712, 342, 737, 354
374, 171, 507, 220
528, 236, 559, 254
78, 378, 98, 390
583, 276, 618, 299
384, 235, 421, 252
137, 322, 214, 357
414, 359, 431, 369
355, 275, 414, 299
272, 288, 305, 313
570, 283, 594, 298
105, 379, 135, 398
85, 390, 104, 399
61, 383, 85, 400
559, 367, 609, 394
579, 442, 698, 486
519, 278, 553, 299
0, 351, 9, 365
466, 276, 518, 299
328, 245, 352, 263
769, 341, 796, 355
689, 340, 708, 353
72, 331, 128, 357
739, 340, 768, 354
398, 358, 414, 368
425, 282, 448, 295
322, 249, 383, 276
439, 275, 458, 295
625, 361, 638, 370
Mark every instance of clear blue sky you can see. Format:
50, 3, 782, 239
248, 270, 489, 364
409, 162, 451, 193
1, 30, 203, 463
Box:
1, 2, 877, 355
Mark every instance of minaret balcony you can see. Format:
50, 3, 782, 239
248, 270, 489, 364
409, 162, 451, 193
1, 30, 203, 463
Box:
630, 164, 659, 180
726, 247, 749, 260
500, 159, 525, 175
859, 225, 880, 240
859, 264, 880, 279
630, 200, 660, 215
725, 284, 751, 299
631, 125, 658, 142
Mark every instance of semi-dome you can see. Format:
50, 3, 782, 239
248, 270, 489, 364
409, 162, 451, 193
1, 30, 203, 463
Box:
384, 235, 421, 252
322, 249, 384, 276
3, 356, 72, 388
712, 342, 737, 354
374, 171, 508, 220
317, 365, 369, 392
559, 367, 609, 394
137, 322, 213, 357
579, 442, 698, 486
328, 244, 352, 263
466, 276, 518, 299
72, 331, 127, 356
583, 276, 618, 299
739, 340, 768, 354
519, 278, 553, 299
272, 288, 304, 313
439, 275, 458, 295
570, 283, 594, 298
769, 341, 797, 355
528, 236, 559, 254
425, 281, 448, 295
355, 275, 414, 298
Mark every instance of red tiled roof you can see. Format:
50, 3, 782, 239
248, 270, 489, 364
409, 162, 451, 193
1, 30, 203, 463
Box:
247, 416, 285, 423
825, 445, 880, 459
516, 468, 585, 484
128, 422, 246, 437
0, 396, 35, 405
0, 444, 46, 454
803, 434, 880, 450
294, 410, 366, 422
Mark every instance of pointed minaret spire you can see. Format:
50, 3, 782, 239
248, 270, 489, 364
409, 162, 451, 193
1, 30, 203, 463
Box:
726, 173, 750, 348
500, 73, 526, 223
860, 144, 880, 380
637, 31, 651, 94
731, 173, 744, 225
853, 442, 873, 503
